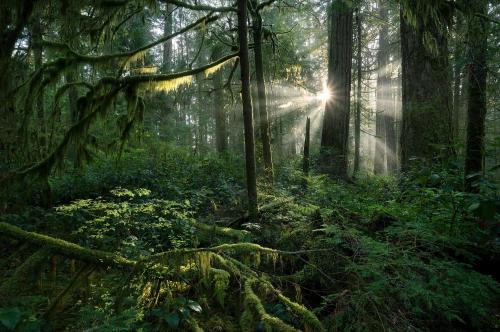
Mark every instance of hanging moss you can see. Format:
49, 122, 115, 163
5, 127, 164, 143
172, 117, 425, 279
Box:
211, 268, 230, 306
139, 75, 194, 93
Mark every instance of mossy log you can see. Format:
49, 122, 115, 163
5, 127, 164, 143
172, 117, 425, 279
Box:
0, 222, 135, 268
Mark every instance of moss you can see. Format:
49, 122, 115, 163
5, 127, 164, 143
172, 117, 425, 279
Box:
277, 293, 324, 332
239, 308, 255, 332
243, 278, 300, 332
186, 315, 204, 332
0, 222, 135, 268
211, 268, 230, 306
204, 314, 238, 332
190, 221, 248, 240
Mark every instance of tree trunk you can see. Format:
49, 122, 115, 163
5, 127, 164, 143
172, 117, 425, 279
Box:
400, 6, 452, 171
61, 13, 79, 126
321, 0, 353, 178
452, 15, 464, 142
353, 8, 362, 175
252, 5, 274, 183
212, 45, 227, 153
303, 117, 311, 175
385, 75, 398, 174
464, 0, 488, 192
32, 16, 46, 158
162, 3, 173, 72
374, 1, 390, 175
238, 0, 258, 218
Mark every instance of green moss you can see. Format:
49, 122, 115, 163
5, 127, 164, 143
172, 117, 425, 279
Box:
243, 278, 300, 332
277, 293, 324, 332
0, 222, 135, 268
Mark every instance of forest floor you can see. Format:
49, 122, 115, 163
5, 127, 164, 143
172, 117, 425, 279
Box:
0, 146, 499, 331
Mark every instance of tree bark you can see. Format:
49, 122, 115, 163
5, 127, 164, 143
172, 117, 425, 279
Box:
464, 0, 488, 192
303, 117, 310, 175
385, 75, 398, 174
162, 3, 173, 72
321, 0, 353, 178
400, 6, 453, 171
212, 45, 228, 153
353, 8, 362, 175
452, 15, 464, 142
31, 16, 46, 158
238, 0, 258, 218
251, 3, 274, 183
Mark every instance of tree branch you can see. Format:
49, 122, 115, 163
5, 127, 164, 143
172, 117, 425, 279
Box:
0, 222, 136, 268
160, 0, 236, 12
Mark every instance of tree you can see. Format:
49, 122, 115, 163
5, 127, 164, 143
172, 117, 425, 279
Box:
238, 0, 258, 217
374, 0, 390, 175
212, 44, 228, 153
399, 2, 453, 171
321, 0, 353, 178
464, 0, 489, 191
353, 8, 362, 175
250, 0, 274, 183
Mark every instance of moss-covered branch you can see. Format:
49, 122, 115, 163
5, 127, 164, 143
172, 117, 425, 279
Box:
120, 52, 239, 85
0, 222, 136, 268
39, 13, 219, 68
243, 278, 300, 332
189, 219, 249, 240
146, 242, 336, 265
162, 0, 236, 12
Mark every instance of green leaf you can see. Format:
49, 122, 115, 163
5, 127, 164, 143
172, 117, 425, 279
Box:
0, 307, 22, 330
187, 300, 202, 313
468, 202, 480, 212
164, 312, 180, 328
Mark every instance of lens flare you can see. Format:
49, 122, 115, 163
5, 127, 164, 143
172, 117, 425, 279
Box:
317, 84, 331, 102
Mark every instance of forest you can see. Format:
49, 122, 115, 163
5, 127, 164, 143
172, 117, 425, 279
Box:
0, 0, 499, 331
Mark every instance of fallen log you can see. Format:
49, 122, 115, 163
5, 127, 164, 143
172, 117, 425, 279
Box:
0, 222, 135, 268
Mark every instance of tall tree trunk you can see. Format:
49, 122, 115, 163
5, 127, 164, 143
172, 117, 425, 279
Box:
321, 0, 353, 178
385, 75, 398, 174
353, 8, 362, 175
61, 12, 79, 126
452, 15, 464, 142
374, 1, 390, 175
400, 6, 452, 171
464, 0, 488, 192
238, 0, 258, 218
251, 4, 273, 183
31, 16, 45, 158
212, 45, 227, 153
162, 3, 173, 72
303, 117, 310, 175
160, 4, 174, 140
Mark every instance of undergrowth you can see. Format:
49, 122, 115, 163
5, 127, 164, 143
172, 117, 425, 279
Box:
0, 149, 498, 331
